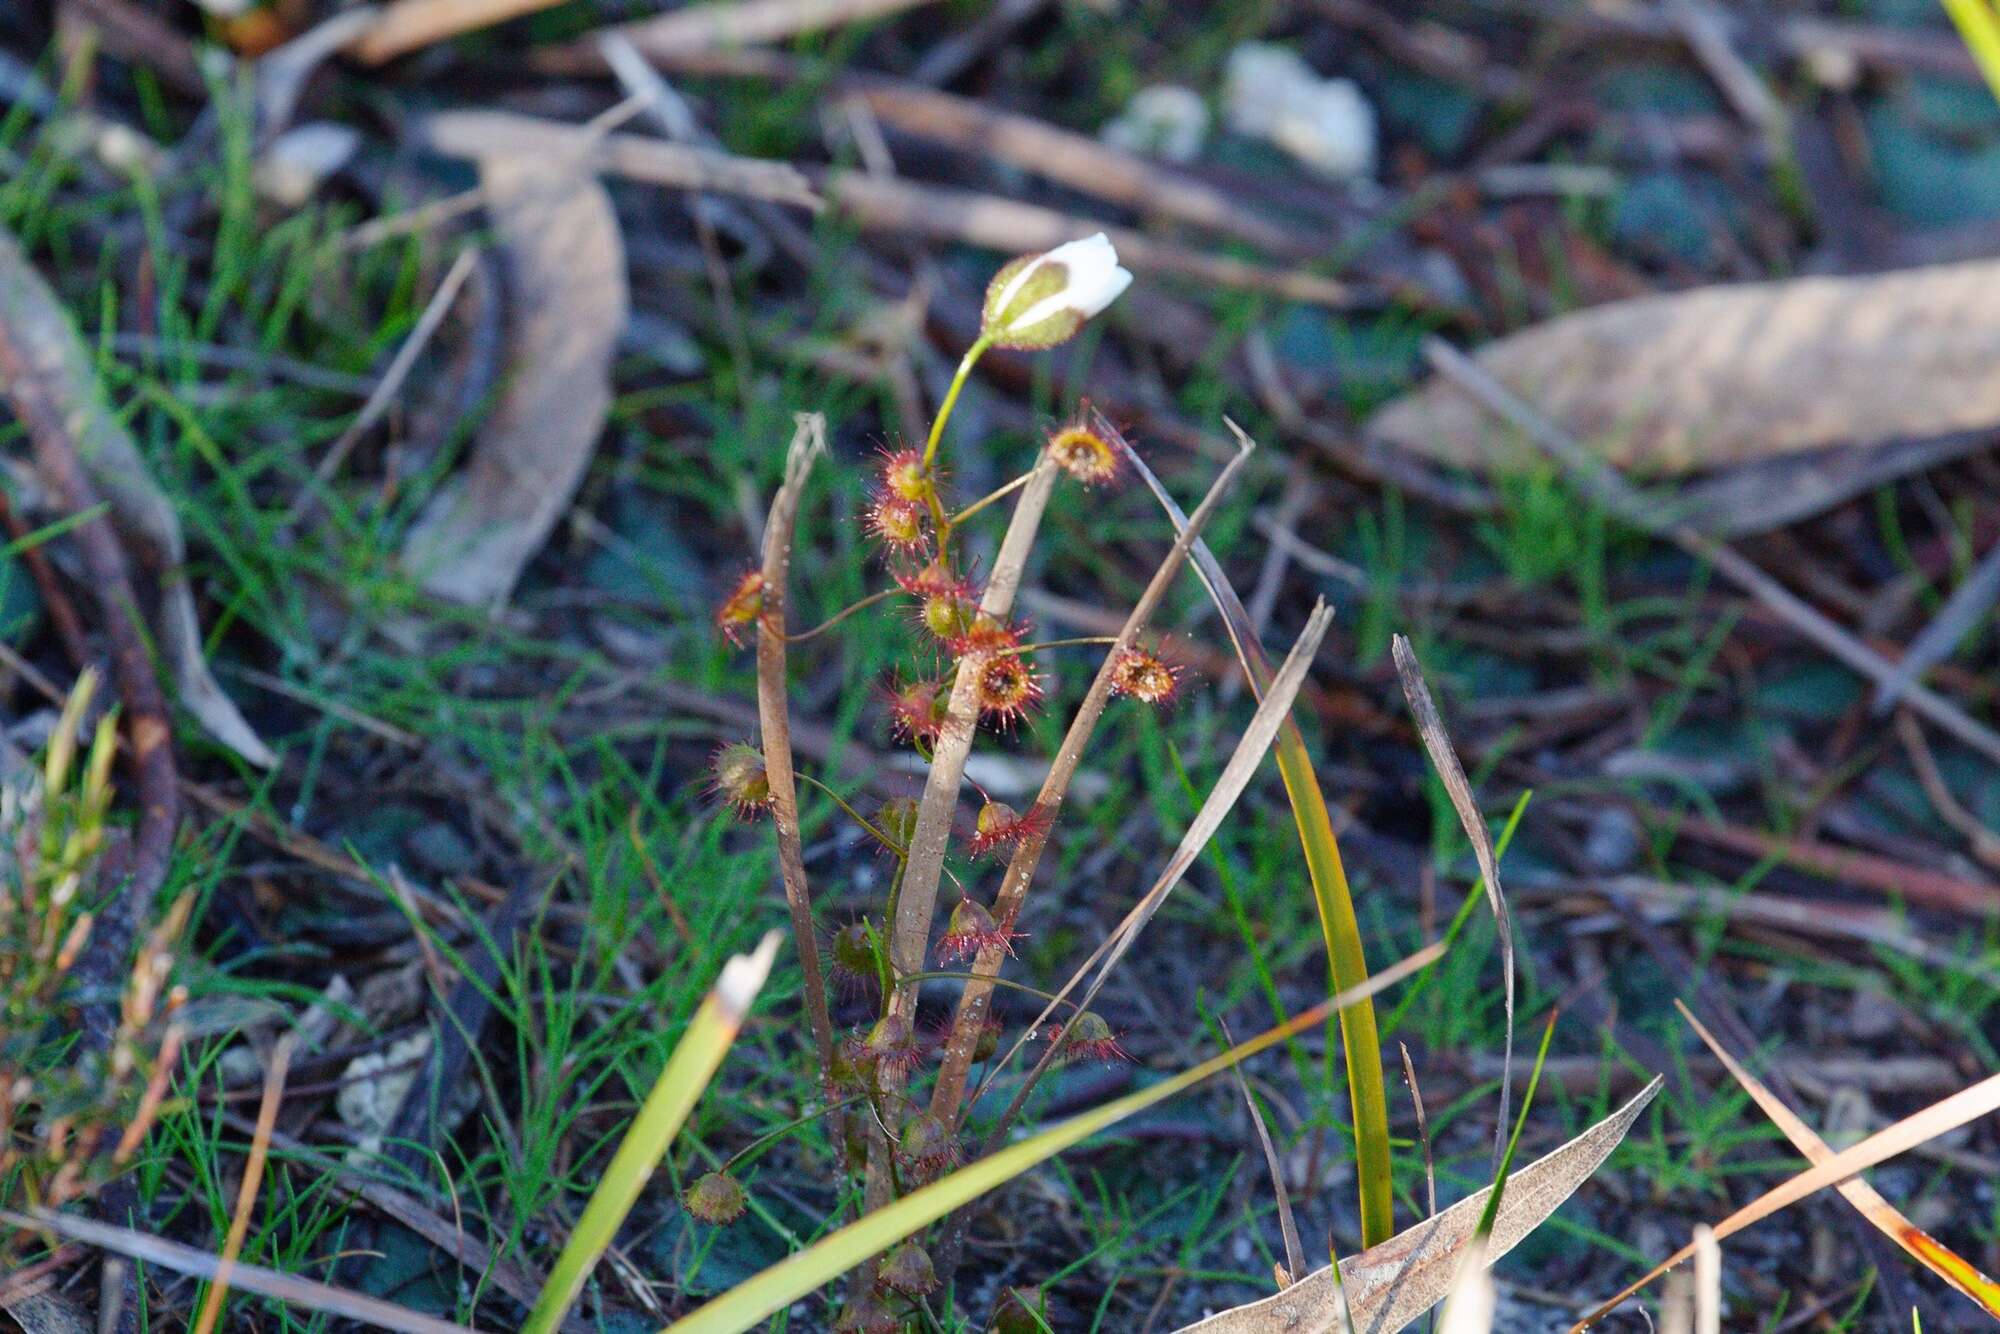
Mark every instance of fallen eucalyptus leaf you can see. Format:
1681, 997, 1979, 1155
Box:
1175, 1076, 1662, 1334
399, 137, 627, 605
1367, 259, 2000, 478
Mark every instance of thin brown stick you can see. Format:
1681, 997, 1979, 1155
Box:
1421, 337, 2000, 768
191, 1036, 296, 1334
1894, 709, 2000, 870
1399, 1043, 1438, 1223
0, 486, 89, 666
755, 414, 837, 1079
292, 247, 480, 523
350, 0, 567, 64
928, 438, 1253, 1122
2, 1209, 480, 1334
823, 172, 1364, 309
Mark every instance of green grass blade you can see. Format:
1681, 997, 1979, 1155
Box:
1115, 414, 1394, 1246
522, 932, 781, 1334
659, 944, 1442, 1334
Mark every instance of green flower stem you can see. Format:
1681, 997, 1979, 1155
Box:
920, 335, 990, 474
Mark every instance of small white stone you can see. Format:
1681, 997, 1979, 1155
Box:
1101, 84, 1209, 165
1223, 42, 1377, 181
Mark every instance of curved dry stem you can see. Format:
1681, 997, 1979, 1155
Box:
754, 414, 836, 1077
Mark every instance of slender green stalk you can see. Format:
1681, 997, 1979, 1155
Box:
946, 469, 1033, 529
521, 934, 779, 1334
920, 336, 989, 473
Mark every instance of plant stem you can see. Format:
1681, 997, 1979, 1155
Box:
997, 636, 1119, 656
720, 1095, 867, 1175
920, 337, 989, 474
784, 589, 895, 643
946, 470, 1033, 531
897, 971, 1074, 1008
796, 772, 903, 856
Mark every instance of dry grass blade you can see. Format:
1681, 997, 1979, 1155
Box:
979, 601, 1337, 1145
928, 435, 1254, 1122
294, 247, 479, 522
1, 1209, 482, 1334
1177, 1077, 1664, 1334
1873, 540, 2000, 714
1571, 1071, 2000, 1330
1693, 1225, 1721, 1334
1676, 1001, 2000, 1319
1224, 1019, 1306, 1286
1391, 634, 1515, 1177
1400, 1043, 1437, 1221
191, 1035, 296, 1334
1435, 1238, 1496, 1334
1123, 416, 1394, 1246
753, 415, 837, 1078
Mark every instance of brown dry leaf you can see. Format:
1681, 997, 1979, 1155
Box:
0, 229, 275, 768
1175, 1077, 1662, 1334
1677, 1002, 2000, 1321
399, 130, 627, 606
1367, 259, 2000, 476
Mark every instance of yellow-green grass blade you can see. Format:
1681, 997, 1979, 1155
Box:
660, 944, 1443, 1334
522, 933, 781, 1334
1114, 412, 1394, 1246
1942, 0, 2000, 105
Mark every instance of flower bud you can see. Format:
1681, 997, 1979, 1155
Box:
968, 800, 1051, 858
895, 1109, 961, 1184
877, 1240, 939, 1296
937, 896, 1025, 965
683, 1171, 746, 1225
832, 1294, 900, 1333
981, 233, 1133, 350
1042, 1011, 1129, 1065
710, 742, 773, 818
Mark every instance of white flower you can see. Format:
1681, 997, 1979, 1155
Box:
981, 232, 1133, 349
